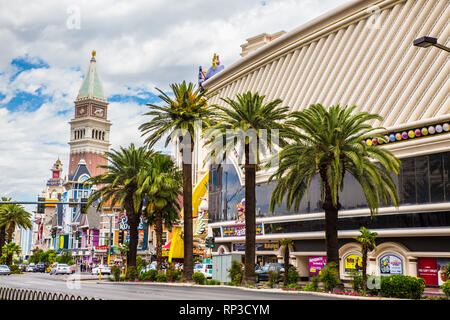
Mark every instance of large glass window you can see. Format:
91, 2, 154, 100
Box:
209, 152, 450, 223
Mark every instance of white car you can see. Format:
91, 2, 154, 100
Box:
91, 265, 111, 275
140, 262, 157, 274
194, 263, 213, 279
50, 263, 71, 275
0, 265, 10, 275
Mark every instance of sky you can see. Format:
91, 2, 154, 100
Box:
0, 0, 350, 203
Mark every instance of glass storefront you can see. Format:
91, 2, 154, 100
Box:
209, 151, 450, 223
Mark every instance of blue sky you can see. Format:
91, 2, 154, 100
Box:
0, 0, 349, 203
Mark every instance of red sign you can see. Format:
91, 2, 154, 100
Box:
95, 245, 108, 251
53, 171, 59, 179
418, 258, 438, 286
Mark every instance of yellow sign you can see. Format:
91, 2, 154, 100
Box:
168, 227, 184, 262
180, 172, 209, 220
344, 254, 363, 273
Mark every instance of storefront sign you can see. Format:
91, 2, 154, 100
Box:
94, 245, 108, 252
222, 223, 263, 237
380, 254, 403, 275
344, 253, 363, 273
438, 258, 450, 286
118, 215, 146, 230
418, 258, 438, 286
309, 256, 327, 277
233, 242, 279, 251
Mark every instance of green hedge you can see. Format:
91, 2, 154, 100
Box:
156, 273, 167, 282
139, 269, 158, 282
442, 280, 450, 299
380, 275, 425, 299
193, 272, 206, 285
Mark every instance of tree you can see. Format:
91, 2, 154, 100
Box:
2, 242, 21, 266
0, 197, 11, 258
56, 250, 74, 265
85, 144, 151, 268
139, 153, 182, 271
139, 81, 216, 280
0, 203, 32, 265
205, 91, 290, 285
270, 104, 400, 276
355, 226, 377, 292
279, 238, 293, 287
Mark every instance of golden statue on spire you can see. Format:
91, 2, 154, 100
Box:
92, 50, 96, 59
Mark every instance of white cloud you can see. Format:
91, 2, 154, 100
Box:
0, 0, 351, 200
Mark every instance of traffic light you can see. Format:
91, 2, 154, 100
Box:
76, 231, 81, 240
205, 237, 215, 248
109, 247, 114, 255
80, 198, 88, 214
51, 227, 57, 239
37, 197, 45, 214
118, 231, 123, 244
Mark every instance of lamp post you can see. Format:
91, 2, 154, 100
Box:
413, 36, 450, 52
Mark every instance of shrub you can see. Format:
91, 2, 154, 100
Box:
166, 269, 182, 282
126, 266, 137, 281
9, 265, 21, 274
111, 265, 121, 282
380, 275, 425, 299
139, 269, 157, 282
156, 273, 167, 282
287, 266, 300, 284
268, 270, 280, 288
303, 283, 317, 292
227, 260, 243, 285
318, 262, 341, 293
442, 280, 450, 299
348, 271, 362, 292
193, 272, 206, 285
206, 279, 221, 285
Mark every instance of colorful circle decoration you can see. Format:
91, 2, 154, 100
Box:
363, 121, 449, 146
443, 123, 450, 132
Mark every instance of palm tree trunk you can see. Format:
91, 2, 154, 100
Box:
5, 224, 15, 265
243, 142, 256, 286
283, 245, 289, 287
362, 247, 368, 292
155, 210, 163, 271
182, 137, 194, 281
125, 197, 138, 268
0, 225, 6, 257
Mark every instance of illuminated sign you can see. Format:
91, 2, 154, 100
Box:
222, 224, 263, 237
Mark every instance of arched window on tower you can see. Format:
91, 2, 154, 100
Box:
102, 131, 105, 140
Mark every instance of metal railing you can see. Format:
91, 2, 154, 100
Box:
0, 286, 100, 300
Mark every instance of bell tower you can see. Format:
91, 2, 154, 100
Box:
68, 51, 112, 177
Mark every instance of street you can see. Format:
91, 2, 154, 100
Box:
0, 273, 347, 300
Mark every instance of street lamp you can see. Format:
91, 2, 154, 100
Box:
413, 36, 450, 52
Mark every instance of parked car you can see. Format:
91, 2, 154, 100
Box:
140, 262, 157, 274
0, 265, 10, 275
49, 263, 72, 275
194, 263, 213, 279
68, 265, 75, 274
36, 263, 46, 273
26, 264, 37, 272
256, 263, 285, 282
91, 265, 111, 275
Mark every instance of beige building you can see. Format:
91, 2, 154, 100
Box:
199, 0, 450, 284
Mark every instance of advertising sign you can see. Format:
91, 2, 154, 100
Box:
309, 256, 327, 277
418, 258, 438, 286
222, 223, 263, 237
232, 242, 279, 252
118, 215, 146, 230
380, 254, 403, 275
344, 253, 363, 273
438, 258, 450, 286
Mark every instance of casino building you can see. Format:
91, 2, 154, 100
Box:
199, 0, 450, 285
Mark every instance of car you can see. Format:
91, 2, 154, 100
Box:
256, 263, 285, 282
26, 264, 37, 272
140, 262, 157, 274
49, 263, 72, 275
68, 265, 75, 274
36, 263, 46, 273
0, 265, 10, 275
194, 263, 213, 279
91, 265, 111, 275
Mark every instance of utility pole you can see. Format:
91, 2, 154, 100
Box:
105, 213, 115, 266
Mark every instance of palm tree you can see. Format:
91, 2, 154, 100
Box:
85, 144, 151, 268
139, 81, 216, 280
270, 104, 400, 276
0, 197, 12, 258
0, 203, 32, 248
139, 153, 182, 271
205, 91, 290, 285
355, 226, 377, 292
1, 242, 21, 266
279, 238, 293, 287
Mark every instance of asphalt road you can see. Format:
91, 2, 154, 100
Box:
0, 272, 347, 300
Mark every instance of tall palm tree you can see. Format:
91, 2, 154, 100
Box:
270, 104, 400, 276
355, 226, 377, 292
2, 242, 22, 266
139, 81, 216, 280
0, 197, 12, 258
205, 91, 290, 285
139, 153, 182, 271
279, 238, 293, 287
85, 144, 151, 268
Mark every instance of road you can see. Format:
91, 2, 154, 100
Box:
0, 272, 348, 300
